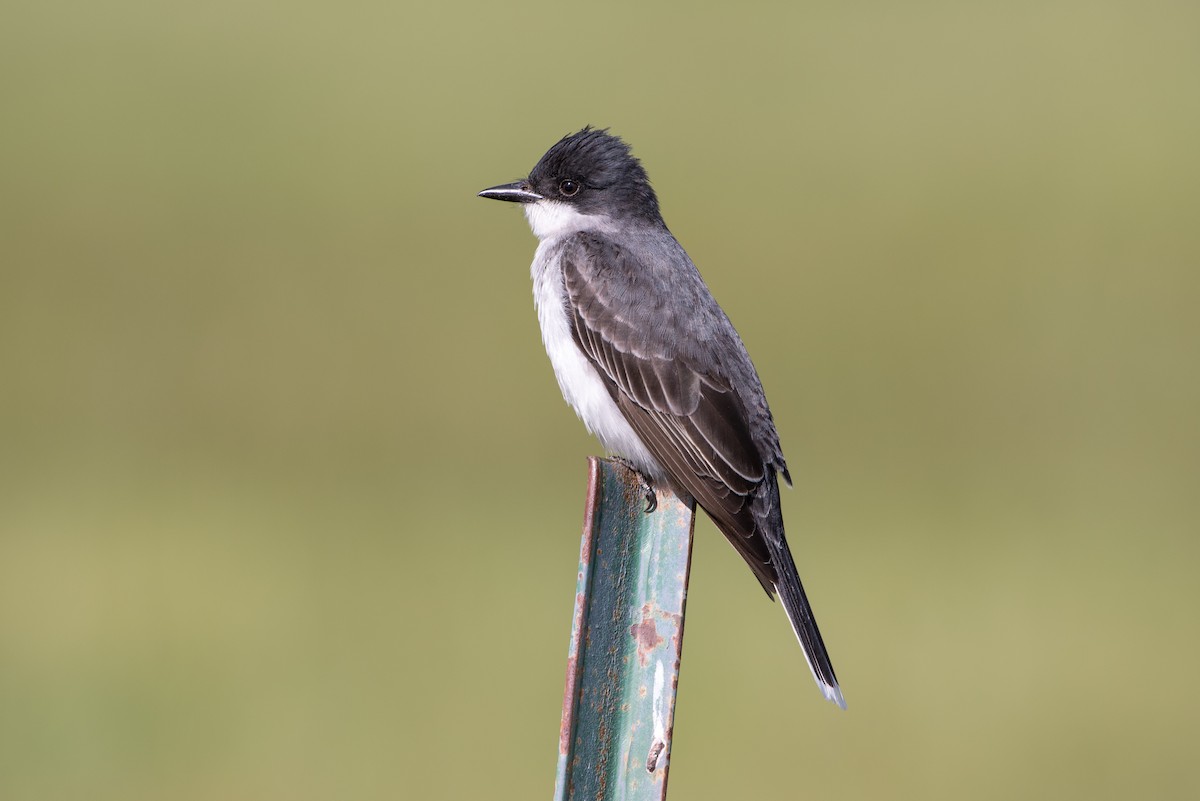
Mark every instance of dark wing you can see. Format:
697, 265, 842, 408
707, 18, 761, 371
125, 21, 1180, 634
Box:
562, 231, 845, 706
560, 231, 781, 593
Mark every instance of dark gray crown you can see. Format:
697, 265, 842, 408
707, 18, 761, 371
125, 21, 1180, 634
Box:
527, 127, 663, 223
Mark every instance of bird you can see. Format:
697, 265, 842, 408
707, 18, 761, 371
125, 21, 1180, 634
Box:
478, 127, 845, 708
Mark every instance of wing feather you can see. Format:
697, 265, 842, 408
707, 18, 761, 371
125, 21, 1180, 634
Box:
560, 232, 778, 592
555, 229, 843, 706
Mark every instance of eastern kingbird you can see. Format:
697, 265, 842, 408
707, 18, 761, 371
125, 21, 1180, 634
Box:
479, 128, 845, 708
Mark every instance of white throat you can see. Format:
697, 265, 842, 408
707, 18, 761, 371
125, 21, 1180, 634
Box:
524, 199, 603, 240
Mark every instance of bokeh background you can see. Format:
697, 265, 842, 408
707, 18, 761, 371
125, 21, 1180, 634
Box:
2, 1, 1198, 799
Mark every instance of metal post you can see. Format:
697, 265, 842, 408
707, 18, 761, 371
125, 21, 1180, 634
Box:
553, 457, 697, 801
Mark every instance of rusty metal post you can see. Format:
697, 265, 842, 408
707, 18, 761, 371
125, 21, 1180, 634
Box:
554, 457, 697, 801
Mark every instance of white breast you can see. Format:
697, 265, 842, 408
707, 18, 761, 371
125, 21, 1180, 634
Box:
529, 235, 665, 480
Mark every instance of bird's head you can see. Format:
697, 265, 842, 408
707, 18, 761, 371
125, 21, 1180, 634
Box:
478, 127, 663, 239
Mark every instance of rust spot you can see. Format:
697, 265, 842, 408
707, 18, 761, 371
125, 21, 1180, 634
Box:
629, 602, 663, 666
666, 609, 685, 654
559, 654, 578, 755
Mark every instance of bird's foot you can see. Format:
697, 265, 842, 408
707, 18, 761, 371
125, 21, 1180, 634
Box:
609, 457, 658, 513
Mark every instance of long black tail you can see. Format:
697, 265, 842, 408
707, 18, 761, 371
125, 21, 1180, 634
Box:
757, 475, 846, 708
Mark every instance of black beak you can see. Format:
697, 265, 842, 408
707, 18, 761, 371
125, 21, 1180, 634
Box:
478, 181, 543, 204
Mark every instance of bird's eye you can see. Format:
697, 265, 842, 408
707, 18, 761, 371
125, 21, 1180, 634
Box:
558, 179, 580, 197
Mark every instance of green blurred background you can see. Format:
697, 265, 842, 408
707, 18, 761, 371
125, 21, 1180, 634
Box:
2, 1, 1198, 799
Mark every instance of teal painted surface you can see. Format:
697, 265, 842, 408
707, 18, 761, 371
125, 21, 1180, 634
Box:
554, 458, 697, 801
